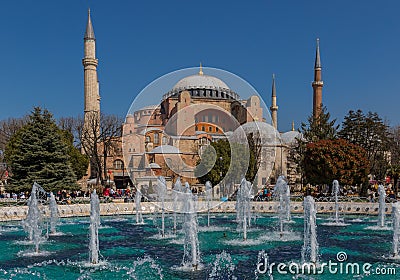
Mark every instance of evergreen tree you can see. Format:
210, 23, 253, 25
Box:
300, 105, 339, 142
59, 130, 89, 180
293, 106, 338, 188
339, 110, 392, 181
5, 107, 78, 192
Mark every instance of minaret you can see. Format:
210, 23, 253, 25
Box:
312, 38, 323, 120
270, 74, 278, 130
83, 9, 100, 127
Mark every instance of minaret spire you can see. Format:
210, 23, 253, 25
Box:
314, 38, 321, 69
85, 9, 95, 40
312, 38, 323, 120
292, 120, 295, 131
270, 74, 278, 130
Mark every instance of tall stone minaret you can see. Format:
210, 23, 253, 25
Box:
270, 74, 278, 130
312, 38, 323, 120
83, 9, 100, 127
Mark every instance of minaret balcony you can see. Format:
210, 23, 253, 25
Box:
312, 81, 324, 86
82, 58, 98, 67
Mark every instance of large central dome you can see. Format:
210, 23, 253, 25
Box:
173, 74, 230, 90
162, 68, 240, 101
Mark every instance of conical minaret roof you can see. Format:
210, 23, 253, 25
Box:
84, 9, 95, 40
271, 74, 276, 97
314, 38, 321, 69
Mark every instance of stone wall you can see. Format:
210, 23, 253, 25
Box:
0, 201, 390, 222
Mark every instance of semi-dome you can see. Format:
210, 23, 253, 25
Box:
281, 130, 303, 145
230, 121, 281, 146
173, 74, 229, 90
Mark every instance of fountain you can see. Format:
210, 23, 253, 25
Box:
236, 178, 252, 240
89, 189, 100, 264
273, 176, 291, 235
129, 255, 164, 279
392, 202, 400, 258
173, 178, 183, 232
332, 180, 341, 224
22, 182, 44, 253
49, 192, 58, 235
208, 250, 236, 279
301, 195, 319, 264
135, 189, 144, 224
181, 182, 200, 270
378, 184, 386, 227
205, 181, 212, 227
156, 176, 167, 237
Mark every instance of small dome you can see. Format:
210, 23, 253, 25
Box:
148, 145, 182, 154
231, 121, 281, 145
173, 74, 229, 90
281, 131, 303, 145
148, 163, 161, 169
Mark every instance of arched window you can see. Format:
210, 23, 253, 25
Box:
162, 136, 168, 145
145, 136, 151, 143
154, 133, 159, 144
114, 159, 124, 170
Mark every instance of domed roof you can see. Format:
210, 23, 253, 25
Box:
148, 163, 161, 169
147, 145, 182, 154
281, 131, 303, 145
230, 121, 281, 145
172, 74, 230, 91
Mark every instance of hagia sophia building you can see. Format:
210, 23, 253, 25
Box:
82, 10, 323, 196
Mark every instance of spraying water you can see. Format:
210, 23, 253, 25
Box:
377, 185, 386, 227
173, 178, 182, 232
89, 190, 100, 264
135, 190, 144, 224
22, 182, 43, 253
205, 181, 213, 227
273, 176, 291, 234
392, 202, 400, 258
157, 176, 167, 237
129, 255, 164, 279
182, 182, 200, 270
49, 192, 58, 234
302, 195, 319, 264
236, 178, 252, 240
208, 250, 236, 280
332, 180, 341, 224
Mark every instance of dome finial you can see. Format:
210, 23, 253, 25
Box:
292, 120, 295, 131
199, 62, 203, 75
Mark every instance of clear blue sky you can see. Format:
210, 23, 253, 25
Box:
0, 0, 399, 132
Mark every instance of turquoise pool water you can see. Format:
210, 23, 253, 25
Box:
0, 213, 399, 279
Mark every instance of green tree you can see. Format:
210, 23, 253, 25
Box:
338, 110, 392, 181
4, 107, 78, 192
303, 139, 370, 188
59, 130, 89, 180
293, 106, 338, 187
195, 139, 255, 186
300, 105, 339, 142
